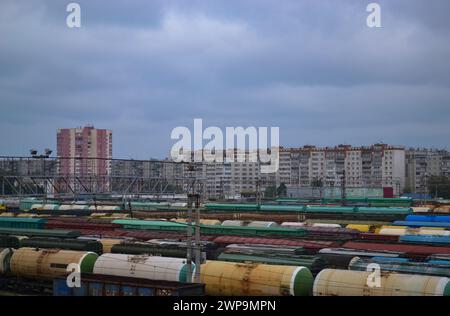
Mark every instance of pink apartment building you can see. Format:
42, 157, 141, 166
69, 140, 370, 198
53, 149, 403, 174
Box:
57, 126, 112, 178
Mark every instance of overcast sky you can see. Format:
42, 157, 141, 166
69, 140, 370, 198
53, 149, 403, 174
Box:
0, 0, 449, 159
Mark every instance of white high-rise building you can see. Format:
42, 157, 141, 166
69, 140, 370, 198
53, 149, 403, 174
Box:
169, 144, 407, 198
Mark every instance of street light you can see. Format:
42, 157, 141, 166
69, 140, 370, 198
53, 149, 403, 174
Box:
29, 148, 52, 159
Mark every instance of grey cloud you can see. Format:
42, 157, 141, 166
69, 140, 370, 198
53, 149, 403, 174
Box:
0, 0, 449, 158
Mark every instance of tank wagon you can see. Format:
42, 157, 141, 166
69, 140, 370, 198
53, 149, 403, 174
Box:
110, 241, 219, 260
349, 257, 450, 277
0, 236, 20, 248
200, 260, 313, 296
19, 238, 103, 253
317, 248, 404, 268
204, 203, 412, 217
99, 239, 124, 253
10, 247, 98, 279
343, 241, 450, 256
112, 219, 308, 238
0, 248, 13, 274
313, 269, 450, 296
274, 197, 413, 207
0, 227, 81, 238
217, 253, 326, 274
93, 253, 194, 283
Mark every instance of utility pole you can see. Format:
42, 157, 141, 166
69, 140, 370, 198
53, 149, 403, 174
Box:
193, 193, 201, 284
341, 170, 346, 200
256, 177, 262, 206
185, 163, 202, 284
186, 191, 193, 283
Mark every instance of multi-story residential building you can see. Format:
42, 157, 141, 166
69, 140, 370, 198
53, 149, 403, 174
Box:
57, 125, 112, 191
275, 144, 405, 195
405, 148, 449, 194
168, 144, 406, 198
444, 154, 450, 178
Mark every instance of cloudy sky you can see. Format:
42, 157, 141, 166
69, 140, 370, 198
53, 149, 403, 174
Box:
0, 0, 449, 159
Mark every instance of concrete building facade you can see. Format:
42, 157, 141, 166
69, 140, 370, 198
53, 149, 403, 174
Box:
170, 144, 407, 198
57, 125, 113, 176
405, 148, 449, 194
56, 126, 112, 192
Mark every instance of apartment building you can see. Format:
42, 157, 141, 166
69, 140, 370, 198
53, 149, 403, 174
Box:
276, 144, 405, 195
57, 125, 112, 176
56, 125, 112, 192
405, 148, 449, 193
169, 144, 406, 198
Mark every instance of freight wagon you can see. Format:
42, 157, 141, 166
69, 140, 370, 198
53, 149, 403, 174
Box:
317, 248, 404, 268
342, 241, 450, 257
393, 221, 450, 228
10, 248, 98, 279
19, 238, 103, 253
93, 254, 195, 283
399, 235, 450, 246
313, 269, 450, 296
0, 217, 46, 229
0, 227, 81, 238
110, 241, 220, 260
348, 257, 450, 277
53, 274, 204, 296
200, 260, 314, 296
274, 197, 413, 207
204, 203, 413, 215
217, 253, 327, 274
212, 236, 341, 252
405, 215, 450, 223
112, 220, 308, 238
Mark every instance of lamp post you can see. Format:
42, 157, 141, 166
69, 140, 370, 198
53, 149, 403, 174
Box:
30, 148, 52, 197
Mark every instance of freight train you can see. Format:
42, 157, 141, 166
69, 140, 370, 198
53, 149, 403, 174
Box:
2, 246, 448, 296
0, 247, 315, 296
0, 211, 450, 296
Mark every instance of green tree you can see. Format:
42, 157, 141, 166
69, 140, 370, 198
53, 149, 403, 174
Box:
264, 185, 277, 198
277, 183, 287, 197
427, 176, 450, 199
311, 177, 324, 188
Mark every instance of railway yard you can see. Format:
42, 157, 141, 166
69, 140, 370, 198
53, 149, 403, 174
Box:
0, 197, 450, 296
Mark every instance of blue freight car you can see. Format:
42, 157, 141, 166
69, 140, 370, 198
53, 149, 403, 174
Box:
53, 274, 204, 296
370, 257, 411, 263
405, 215, 450, 223
428, 260, 450, 266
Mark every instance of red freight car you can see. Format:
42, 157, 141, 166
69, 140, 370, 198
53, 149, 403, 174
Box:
213, 236, 340, 251
45, 221, 120, 231
358, 233, 400, 243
